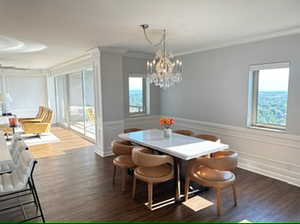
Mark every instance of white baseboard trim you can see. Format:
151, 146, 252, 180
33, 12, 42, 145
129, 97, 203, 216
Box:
95, 149, 114, 158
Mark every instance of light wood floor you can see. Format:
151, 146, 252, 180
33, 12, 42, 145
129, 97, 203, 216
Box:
29, 127, 94, 159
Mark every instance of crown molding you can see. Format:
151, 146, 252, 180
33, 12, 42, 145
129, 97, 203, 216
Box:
0, 68, 48, 76
99, 47, 128, 55
50, 53, 91, 72
174, 26, 300, 57
124, 51, 154, 59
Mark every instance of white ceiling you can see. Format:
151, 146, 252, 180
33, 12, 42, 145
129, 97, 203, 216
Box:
0, 0, 300, 69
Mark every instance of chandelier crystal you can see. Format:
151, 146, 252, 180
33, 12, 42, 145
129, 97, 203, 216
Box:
141, 25, 183, 89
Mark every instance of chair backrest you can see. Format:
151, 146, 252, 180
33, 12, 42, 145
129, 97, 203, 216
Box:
36, 106, 44, 118
86, 108, 95, 121
0, 150, 36, 193
132, 147, 173, 167
124, 128, 143, 133
194, 134, 220, 143
112, 140, 134, 155
173, 129, 194, 136
42, 109, 54, 123
10, 138, 28, 165
195, 151, 238, 171
40, 107, 48, 119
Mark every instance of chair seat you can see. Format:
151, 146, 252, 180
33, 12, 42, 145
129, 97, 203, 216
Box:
135, 164, 173, 183
194, 166, 234, 182
113, 155, 135, 168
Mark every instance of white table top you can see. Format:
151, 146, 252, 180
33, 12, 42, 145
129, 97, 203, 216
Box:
118, 129, 229, 160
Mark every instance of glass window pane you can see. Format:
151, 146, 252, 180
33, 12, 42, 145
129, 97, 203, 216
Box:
83, 69, 96, 140
68, 72, 84, 134
256, 68, 289, 127
129, 77, 144, 113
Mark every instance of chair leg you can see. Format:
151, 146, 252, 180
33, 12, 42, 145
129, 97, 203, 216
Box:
29, 178, 45, 223
184, 177, 190, 201
132, 176, 136, 199
121, 168, 127, 192
232, 184, 237, 206
28, 182, 38, 210
112, 166, 116, 185
216, 187, 222, 216
148, 183, 153, 210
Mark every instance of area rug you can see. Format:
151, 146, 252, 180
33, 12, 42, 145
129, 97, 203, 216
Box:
21, 132, 61, 146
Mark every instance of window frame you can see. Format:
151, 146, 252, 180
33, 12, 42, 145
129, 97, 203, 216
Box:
248, 62, 290, 131
128, 76, 147, 116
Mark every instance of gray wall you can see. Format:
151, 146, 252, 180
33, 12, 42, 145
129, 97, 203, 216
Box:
161, 34, 300, 135
101, 51, 124, 122
123, 56, 161, 118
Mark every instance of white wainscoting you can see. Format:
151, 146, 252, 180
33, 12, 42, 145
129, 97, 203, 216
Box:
124, 115, 161, 130
101, 115, 300, 187
101, 120, 124, 157
175, 117, 300, 187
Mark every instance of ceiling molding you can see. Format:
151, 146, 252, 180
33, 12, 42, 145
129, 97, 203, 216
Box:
0, 68, 48, 76
99, 47, 128, 55
50, 53, 91, 72
174, 26, 300, 56
124, 51, 154, 59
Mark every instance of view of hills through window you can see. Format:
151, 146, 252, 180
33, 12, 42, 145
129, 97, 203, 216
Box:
256, 67, 289, 127
129, 77, 144, 113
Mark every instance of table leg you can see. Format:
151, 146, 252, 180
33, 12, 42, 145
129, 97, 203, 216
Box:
174, 158, 181, 201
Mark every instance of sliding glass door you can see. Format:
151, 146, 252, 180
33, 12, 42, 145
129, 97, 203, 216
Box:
68, 72, 85, 134
55, 75, 68, 126
83, 69, 96, 139
55, 68, 96, 141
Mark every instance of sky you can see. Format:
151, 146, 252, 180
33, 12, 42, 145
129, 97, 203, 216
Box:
129, 77, 143, 90
258, 68, 289, 91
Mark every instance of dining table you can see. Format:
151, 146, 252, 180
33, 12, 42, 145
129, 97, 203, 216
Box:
118, 129, 229, 203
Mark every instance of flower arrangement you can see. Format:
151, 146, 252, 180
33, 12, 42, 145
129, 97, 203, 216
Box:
160, 117, 176, 129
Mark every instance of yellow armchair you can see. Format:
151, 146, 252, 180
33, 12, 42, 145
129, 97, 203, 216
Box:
21, 108, 54, 136
22, 122, 51, 134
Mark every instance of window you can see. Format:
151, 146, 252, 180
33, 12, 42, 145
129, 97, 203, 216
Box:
128, 77, 146, 115
248, 62, 290, 130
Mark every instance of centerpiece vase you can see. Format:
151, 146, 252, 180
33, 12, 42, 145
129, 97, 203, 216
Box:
163, 128, 172, 138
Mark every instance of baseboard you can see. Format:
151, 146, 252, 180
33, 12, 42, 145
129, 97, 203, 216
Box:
95, 149, 114, 158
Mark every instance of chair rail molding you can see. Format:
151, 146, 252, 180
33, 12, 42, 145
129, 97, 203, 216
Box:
174, 117, 300, 187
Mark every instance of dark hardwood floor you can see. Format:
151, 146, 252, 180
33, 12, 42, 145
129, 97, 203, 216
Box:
1, 145, 300, 222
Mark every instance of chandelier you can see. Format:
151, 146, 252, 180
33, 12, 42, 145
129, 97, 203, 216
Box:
141, 24, 183, 89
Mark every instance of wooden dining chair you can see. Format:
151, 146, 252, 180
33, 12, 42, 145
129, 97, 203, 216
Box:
193, 134, 221, 143
112, 140, 136, 191
124, 128, 143, 133
173, 129, 194, 136
132, 147, 174, 210
184, 151, 238, 216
